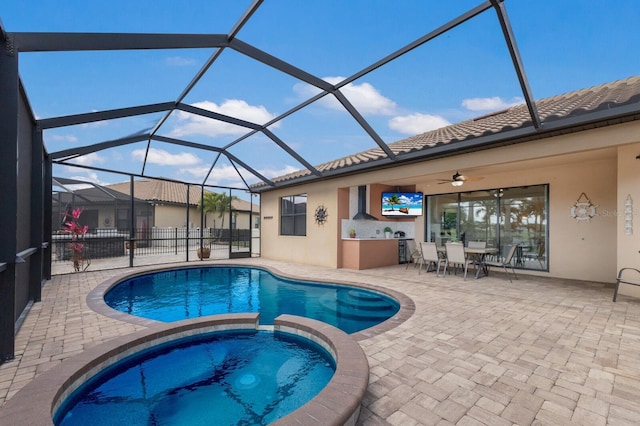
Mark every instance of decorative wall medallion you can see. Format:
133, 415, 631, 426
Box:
570, 192, 598, 222
314, 205, 328, 225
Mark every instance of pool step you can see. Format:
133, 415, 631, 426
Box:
335, 290, 397, 312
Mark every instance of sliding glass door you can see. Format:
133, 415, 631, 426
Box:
426, 185, 548, 271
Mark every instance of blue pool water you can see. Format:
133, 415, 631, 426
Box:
54, 330, 335, 426
104, 266, 399, 334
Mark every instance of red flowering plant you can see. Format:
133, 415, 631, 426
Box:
62, 208, 91, 272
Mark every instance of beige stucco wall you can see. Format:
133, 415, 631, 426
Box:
616, 143, 640, 298
261, 180, 340, 268
155, 205, 200, 228
153, 204, 256, 230
259, 120, 640, 285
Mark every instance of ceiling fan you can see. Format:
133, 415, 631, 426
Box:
437, 171, 483, 187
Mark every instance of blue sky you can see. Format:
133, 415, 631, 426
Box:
2, 0, 639, 190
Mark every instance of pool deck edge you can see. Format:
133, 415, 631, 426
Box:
0, 313, 369, 426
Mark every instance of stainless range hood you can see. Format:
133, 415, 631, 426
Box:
352, 185, 378, 220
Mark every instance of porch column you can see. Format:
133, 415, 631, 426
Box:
29, 128, 45, 301
0, 35, 19, 361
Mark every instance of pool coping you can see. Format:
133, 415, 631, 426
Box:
85, 262, 416, 341
0, 313, 369, 426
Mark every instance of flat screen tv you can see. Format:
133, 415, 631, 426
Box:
381, 192, 423, 217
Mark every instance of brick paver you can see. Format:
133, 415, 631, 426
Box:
1, 259, 640, 425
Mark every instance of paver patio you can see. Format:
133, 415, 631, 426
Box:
1, 259, 639, 425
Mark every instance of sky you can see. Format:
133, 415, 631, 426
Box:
2, 0, 639, 192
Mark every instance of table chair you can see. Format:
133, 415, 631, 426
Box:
484, 244, 518, 282
443, 242, 473, 280
419, 242, 445, 276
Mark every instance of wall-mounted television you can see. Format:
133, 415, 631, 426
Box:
381, 192, 423, 217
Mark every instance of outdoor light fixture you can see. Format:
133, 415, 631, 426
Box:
451, 180, 464, 187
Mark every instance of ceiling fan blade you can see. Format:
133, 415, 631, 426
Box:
435, 172, 484, 184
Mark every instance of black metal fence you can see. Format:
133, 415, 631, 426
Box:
51, 227, 251, 271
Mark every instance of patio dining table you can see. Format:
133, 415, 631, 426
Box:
438, 246, 499, 279
465, 247, 499, 278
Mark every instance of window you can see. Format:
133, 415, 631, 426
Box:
426, 185, 548, 271
281, 194, 307, 236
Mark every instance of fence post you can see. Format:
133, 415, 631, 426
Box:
174, 227, 178, 255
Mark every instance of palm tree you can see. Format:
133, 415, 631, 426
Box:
387, 193, 400, 212
199, 191, 237, 233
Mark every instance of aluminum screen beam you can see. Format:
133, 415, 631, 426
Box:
333, 90, 396, 160
174, 103, 320, 176
340, 1, 494, 88
145, 0, 265, 180
12, 32, 229, 52
262, 128, 321, 176
490, 0, 541, 129
152, 135, 274, 186
229, 38, 334, 92
38, 102, 175, 130
176, 103, 263, 130
49, 133, 151, 160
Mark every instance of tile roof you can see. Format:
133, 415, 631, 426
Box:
252, 75, 640, 189
106, 179, 203, 205
106, 179, 258, 211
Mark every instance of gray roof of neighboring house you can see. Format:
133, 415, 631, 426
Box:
106, 179, 258, 211
252, 75, 640, 190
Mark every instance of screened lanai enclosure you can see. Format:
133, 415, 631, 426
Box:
1, 0, 637, 363
51, 177, 258, 274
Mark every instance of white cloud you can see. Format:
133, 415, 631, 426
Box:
388, 113, 450, 135
48, 134, 78, 143
259, 164, 300, 179
178, 163, 243, 186
67, 152, 105, 166
462, 96, 524, 111
131, 147, 201, 166
180, 163, 301, 186
166, 56, 197, 66
65, 171, 110, 186
170, 99, 278, 138
293, 77, 398, 116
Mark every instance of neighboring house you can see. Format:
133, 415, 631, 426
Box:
106, 179, 259, 230
52, 177, 152, 232
254, 75, 640, 298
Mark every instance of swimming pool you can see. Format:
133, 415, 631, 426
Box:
54, 329, 335, 426
104, 266, 400, 334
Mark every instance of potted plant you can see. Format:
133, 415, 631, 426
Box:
197, 246, 211, 259
384, 226, 393, 238
349, 228, 356, 238
62, 208, 91, 272
197, 237, 213, 259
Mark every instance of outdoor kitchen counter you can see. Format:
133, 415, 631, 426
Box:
341, 237, 400, 270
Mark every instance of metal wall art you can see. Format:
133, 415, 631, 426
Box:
570, 192, 598, 222
314, 204, 328, 225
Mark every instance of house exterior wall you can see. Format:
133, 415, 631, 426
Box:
144, 204, 257, 231
259, 120, 640, 286
616, 142, 640, 298
261, 180, 341, 268
204, 211, 255, 230
154, 205, 199, 228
